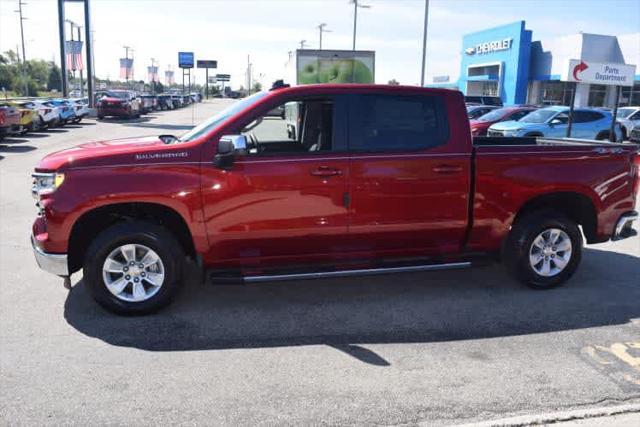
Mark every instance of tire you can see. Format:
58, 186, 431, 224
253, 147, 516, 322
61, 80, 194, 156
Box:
503, 210, 582, 289
97, 114, 104, 120
83, 221, 185, 315
595, 131, 609, 141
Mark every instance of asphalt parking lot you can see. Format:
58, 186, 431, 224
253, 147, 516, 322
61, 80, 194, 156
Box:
0, 100, 639, 425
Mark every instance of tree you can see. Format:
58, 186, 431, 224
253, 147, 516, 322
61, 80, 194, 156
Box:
388, 79, 400, 85
47, 63, 62, 91
252, 82, 262, 93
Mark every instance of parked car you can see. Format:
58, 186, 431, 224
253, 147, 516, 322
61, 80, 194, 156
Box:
182, 94, 191, 106
0, 104, 22, 139
7, 102, 40, 134
96, 90, 141, 119
464, 95, 503, 106
488, 106, 623, 141
467, 104, 499, 120
469, 106, 538, 136
30, 84, 638, 314
170, 95, 183, 109
157, 94, 173, 110
615, 107, 640, 140
70, 98, 91, 123
46, 99, 77, 125
629, 123, 640, 143
190, 92, 202, 103
18, 100, 59, 129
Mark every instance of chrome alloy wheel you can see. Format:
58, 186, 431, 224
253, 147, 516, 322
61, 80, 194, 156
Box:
102, 244, 165, 302
529, 228, 572, 277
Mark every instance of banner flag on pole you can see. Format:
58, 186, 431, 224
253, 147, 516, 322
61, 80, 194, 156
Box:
119, 58, 134, 80
65, 40, 84, 71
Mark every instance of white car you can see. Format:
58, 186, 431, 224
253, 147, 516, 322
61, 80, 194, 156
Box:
18, 100, 59, 129
616, 106, 640, 140
70, 98, 91, 123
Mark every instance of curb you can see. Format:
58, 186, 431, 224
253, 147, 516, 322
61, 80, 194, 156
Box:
451, 403, 640, 427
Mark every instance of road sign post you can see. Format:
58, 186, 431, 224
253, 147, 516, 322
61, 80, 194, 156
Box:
563, 59, 636, 140
178, 52, 194, 94
197, 60, 217, 100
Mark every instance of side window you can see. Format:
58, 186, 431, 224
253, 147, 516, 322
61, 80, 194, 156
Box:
508, 110, 530, 121
573, 111, 603, 123
239, 97, 338, 156
629, 112, 640, 120
349, 94, 449, 152
554, 113, 569, 124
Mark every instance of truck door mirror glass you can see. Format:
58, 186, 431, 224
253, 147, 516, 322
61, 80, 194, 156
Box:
214, 135, 247, 169
550, 118, 563, 125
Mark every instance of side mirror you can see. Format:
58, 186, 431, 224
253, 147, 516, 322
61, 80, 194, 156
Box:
214, 135, 247, 169
550, 118, 563, 125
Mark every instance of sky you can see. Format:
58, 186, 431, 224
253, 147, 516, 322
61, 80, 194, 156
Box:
1, 0, 639, 89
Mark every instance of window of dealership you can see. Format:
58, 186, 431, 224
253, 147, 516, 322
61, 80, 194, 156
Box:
431, 21, 639, 107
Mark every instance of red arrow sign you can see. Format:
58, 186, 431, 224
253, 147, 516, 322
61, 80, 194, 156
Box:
573, 61, 589, 81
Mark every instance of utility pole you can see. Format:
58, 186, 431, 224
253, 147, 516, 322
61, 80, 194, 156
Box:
57, 0, 67, 96
76, 25, 84, 97
15, 0, 29, 96
420, 0, 429, 87
150, 57, 156, 94
246, 54, 252, 95
299, 40, 307, 49
317, 23, 331, 50
65, 20, 76, 93
351, 0, 371, 50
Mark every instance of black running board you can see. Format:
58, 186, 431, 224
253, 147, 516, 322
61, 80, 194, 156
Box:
211, 262, 472, 284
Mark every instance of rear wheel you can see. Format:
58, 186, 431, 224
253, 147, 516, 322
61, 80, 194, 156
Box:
596, 131, 610, 141
83, 222, 185, 315
504, 211, 582, 289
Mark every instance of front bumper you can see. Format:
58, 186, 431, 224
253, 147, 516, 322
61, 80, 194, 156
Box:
612, 211, 638, 241
31, 235, 68, 276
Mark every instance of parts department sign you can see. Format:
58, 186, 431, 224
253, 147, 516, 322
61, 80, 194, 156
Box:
565, 59, 636, 86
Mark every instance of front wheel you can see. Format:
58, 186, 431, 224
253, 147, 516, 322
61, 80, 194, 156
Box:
503, 211, 582, 289
83, 222, 185, 315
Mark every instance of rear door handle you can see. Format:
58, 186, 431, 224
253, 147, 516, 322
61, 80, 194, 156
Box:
310, 166, 342, 177
432, 165, 463, 174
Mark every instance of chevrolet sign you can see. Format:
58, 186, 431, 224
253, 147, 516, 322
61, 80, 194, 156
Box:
465, 38, 513, 55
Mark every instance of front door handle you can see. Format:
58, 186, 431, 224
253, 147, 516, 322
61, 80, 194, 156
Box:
310, 166, 342, 177
432, 165, 463, 174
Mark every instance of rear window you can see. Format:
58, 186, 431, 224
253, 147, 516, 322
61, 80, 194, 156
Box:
349, 94, 449, 152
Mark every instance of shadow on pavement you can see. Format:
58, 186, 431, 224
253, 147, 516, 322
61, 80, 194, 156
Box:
40, 128, 69, 134
20, 133, 50, 139
64, 247, 640, 365
98, 116, 155, 124
0, 144, 37, 153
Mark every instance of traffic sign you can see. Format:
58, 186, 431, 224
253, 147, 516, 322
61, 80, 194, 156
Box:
565, 59, 636, 87
216, 74, 231, 81
197, 60, 217, 69
178, 52, 194, 68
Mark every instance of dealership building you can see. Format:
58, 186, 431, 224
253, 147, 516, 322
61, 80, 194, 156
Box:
431, 21, 639, 107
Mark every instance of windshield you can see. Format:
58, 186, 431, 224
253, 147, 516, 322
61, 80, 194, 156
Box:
519, 108, 561, 123
179, 91, 269, 142
617, 108, 636, 118
107, 91, 129, 99
476, 108, 510, 122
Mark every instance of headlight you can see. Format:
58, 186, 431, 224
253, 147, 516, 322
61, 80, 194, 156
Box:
32, 172, 65, 198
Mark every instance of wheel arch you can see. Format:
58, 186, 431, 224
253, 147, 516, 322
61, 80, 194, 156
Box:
512, 191, 599, 243
68, 202, 197, 274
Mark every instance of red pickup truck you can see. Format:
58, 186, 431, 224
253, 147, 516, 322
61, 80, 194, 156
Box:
31, 83, 639, 314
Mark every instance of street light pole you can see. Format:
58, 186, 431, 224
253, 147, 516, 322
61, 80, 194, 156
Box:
299, 40, 307, 49
420, 0, 430, 87
15, 0, 29, 96
76, 25, 84, 97
317, 23, 331, 50
351, 0, 370, 51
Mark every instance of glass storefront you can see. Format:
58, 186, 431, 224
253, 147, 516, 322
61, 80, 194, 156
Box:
588, 84, 607, 107
539, 81, 575, 106
620, 83, 640, 106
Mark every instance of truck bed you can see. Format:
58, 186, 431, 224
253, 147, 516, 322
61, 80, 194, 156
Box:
473, 135, 639, 149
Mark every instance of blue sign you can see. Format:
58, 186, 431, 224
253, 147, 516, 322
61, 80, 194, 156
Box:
178, 52, 194, 69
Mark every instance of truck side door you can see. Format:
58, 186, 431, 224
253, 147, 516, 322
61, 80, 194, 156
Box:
346, 92, 471, 257
199, 94, 350, 268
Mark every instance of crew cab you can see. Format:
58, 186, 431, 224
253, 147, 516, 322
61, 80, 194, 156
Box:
31, 84, 639, 314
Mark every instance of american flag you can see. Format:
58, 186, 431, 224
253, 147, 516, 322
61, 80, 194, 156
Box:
147, 66, 159, 82
65, 40, 84, 71
165, 70, 175, 85
119, 58, 134, 80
